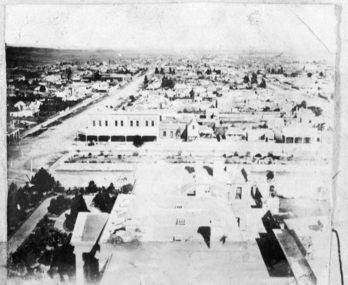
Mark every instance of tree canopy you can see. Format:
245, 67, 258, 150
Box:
161, 76, 175, 89
65, 192, 89, 231
92, 187, 117, 213
94, 70, 101, 81
143, 75, 149, 85
31, 168, 56, 195
133, 135, 143, 147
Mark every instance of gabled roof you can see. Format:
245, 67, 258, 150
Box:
186, 117, 199, 127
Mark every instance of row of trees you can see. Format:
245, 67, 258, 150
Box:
205, 68, 221, 75
155, 67, 164, 74
266, 66, 284, 74
243, 73, 267, 88
155, 67, 177, 75
161, 76, 175, 89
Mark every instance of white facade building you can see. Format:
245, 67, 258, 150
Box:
78, 110, 160, 142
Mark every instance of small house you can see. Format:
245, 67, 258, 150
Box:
186, 118, 200, 141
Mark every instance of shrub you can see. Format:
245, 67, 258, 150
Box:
133, 152, 139, 156
185, 166, 195, 174
266, 171, 274, 181
133, 135, 143, 147
120, 184, 133, 194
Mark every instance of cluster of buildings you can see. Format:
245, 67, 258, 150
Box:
68, 55, 334, 285
78, 87, 331, 146
6, 57, 149, 143
71, 162, 329, 285
76, 55, 333, 146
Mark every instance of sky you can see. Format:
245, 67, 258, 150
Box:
5, 4, 337, 56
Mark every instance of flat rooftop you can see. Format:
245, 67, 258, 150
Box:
100, 194, 243, 243
100, 241, 291, 285
71, 212, 109, 245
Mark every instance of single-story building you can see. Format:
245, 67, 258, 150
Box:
159, 122, 186, 139
281, 127, 321, 144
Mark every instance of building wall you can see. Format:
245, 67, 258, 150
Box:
88, 113, 159, 137
187, 120, 200, 140
159, 129, 176, 139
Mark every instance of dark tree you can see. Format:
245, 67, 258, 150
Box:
161, 76, 168, 88
48, 195, 71, 216
50, 233, 75, 279
189, 88, 195, 99
133, 135, 143, 147
94, 71, 101, 81
66, 67, 72, 80
307, 106, 323, 117
266, 171, 274, 181
155, 67, 159, 74
65, 192, 89, 231
53, 180, 64, 193
31, 168, 55, 196
167, 78, 175, 89
92, 188, 117, 213
243, 75, 250, 83
120, 184, 133, 194
301, 100, 307, 109
251, 72, 258, 84
144, 75, 149, 85
86, 180, 98, 194
259, 78, 267, 88
9, 182, 17, 192
107, 183, 117, 195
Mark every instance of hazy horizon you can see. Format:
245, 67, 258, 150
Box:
6, 4, 337, 58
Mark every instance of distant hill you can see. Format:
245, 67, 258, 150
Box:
5, 46, 143, 67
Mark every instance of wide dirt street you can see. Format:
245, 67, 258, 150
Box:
7, 70, 153, 187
